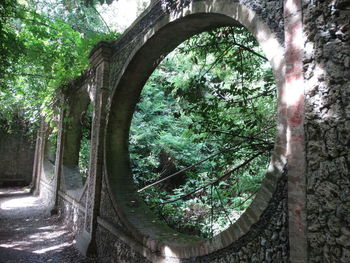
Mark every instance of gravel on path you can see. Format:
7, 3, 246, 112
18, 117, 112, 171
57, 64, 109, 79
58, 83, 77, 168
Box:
0, 187, 96, 263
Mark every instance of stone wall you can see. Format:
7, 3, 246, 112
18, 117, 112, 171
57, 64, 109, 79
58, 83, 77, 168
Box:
39, 132, 87, 244
184, 173, 288, 263
98, 0, 289, 262
96, 223, 151, 263
303, 1, 350, 262
35, 0, 350, 262
34, 122, 58, 208
96, 170, 288, 263
58, 191, 86, 235
0, 128, 35, 186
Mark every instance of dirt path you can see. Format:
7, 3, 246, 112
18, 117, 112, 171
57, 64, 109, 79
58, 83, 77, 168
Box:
0, 188, 96, 263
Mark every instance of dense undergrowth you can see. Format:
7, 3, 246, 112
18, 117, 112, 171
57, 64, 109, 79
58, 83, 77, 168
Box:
129, 26, 277, 238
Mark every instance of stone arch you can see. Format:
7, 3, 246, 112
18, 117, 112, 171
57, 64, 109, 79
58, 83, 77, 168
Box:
105, 0, 286, 260
60, 80, 93, 198
41, 126, 56, 186
34, 125, 57, 205
31, 121, 58, 208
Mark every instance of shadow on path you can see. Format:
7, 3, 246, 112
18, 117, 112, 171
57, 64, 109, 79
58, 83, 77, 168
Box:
0, 188, 95, 263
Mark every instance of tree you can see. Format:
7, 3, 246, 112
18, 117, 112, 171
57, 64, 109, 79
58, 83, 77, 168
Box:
29, 0, 111, 34
0, 0, 25, 89
0, 0, 118, 133
130, 26, 276, 237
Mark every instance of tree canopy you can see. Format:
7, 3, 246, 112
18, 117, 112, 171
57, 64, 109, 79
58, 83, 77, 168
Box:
0, 0, 118, 132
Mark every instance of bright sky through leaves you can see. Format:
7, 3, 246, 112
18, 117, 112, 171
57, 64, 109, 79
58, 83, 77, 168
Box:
97, 0, 150, 32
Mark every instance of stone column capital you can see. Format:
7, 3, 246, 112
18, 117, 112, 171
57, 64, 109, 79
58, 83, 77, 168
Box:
89, 41, 112, 67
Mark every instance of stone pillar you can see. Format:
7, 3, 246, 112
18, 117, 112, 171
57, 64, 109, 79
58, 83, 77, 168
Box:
52, 106, 65, 212
31, 126, 42, 195
32, 121, 47, 195
76, 41, 112, 256
284, 0, 307, 262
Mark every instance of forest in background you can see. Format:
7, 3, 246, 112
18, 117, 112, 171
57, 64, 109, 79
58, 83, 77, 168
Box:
129, 26, 276, 237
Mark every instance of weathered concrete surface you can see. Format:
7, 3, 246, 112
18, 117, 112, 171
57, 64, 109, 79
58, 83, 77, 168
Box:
284, 0, 307, 261
76, 42, 112, 257
103, 0, 288, 262
0, 128, 35, 186
60, 81, 91, 192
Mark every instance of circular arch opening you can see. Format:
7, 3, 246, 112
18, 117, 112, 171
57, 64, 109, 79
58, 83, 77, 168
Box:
106, 1, 286, 260
42, 127, 57, 183
61, 84, 92, 198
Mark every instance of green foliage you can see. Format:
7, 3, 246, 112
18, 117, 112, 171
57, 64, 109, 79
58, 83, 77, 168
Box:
0, 0, 25, 87
79, 103, 93, 181
130, 26, 276, 238
71, 0, 116, 7
0, 0, 119, 133
30, 0, 110, 34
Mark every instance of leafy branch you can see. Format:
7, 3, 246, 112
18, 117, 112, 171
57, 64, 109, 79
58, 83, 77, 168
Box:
161, 151, 267, 205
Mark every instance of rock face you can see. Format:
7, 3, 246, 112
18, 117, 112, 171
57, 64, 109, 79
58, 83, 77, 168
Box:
303, 1, 350, 262
0, 128, 35, 186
